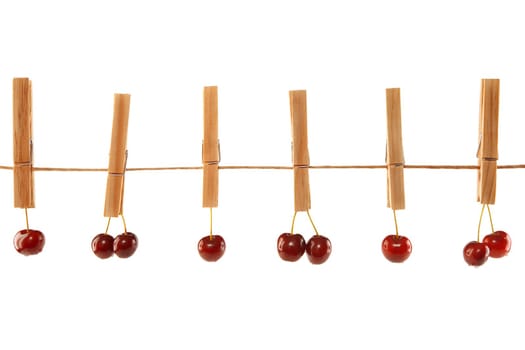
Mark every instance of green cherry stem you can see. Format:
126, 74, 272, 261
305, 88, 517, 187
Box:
477, 204, 486, 242
105, 216, 111, 234
121, 214, 128, 234
306, 210, 320, 236
290, 211, 298, 235
24, 207, 30, 232
486, 204, 495, 233
209, 207, 213, 240
392, 209, 400, 238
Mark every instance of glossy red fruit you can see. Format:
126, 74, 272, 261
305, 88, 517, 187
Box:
463, 241, 490, 266
92, 233, 114, 259
14, 229, 45, 256
482, 231, 511, 258
277, 233, 306, 262
198, 234, 226, 262
306, 235, 332, 264
382, 234, 412, 263
114, 232, 138, 258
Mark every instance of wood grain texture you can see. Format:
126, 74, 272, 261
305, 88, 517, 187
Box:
104, 93, 130, 217
477, 79, 499, 204
386, 88, 405, 210
289, 90, 311, 211
202, 86, 219, 208
13, 78, 35, 208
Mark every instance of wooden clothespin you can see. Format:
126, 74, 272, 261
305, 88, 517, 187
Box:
385, 88, 405, 210
477, 79, 499, 204
13, 77, 35, 209
289, 90, 311, 212
202, 86, 219, 208
104, 93, 131, 217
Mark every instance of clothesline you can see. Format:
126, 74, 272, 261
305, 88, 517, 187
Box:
1, 164, 525, 172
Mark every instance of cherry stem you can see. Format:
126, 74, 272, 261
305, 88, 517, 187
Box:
306, 210, 320, 236
209, 207, 213, 240
486, 204, 495, 233
290, 211, 298, 235
477, 204, 486, 242
392, 209, 399, 238
104, 216, 111, 234
121, 214, 128, 234
24, 207, 29, 232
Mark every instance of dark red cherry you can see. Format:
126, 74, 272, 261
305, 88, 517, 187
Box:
91, 233, 114, 259
198, 234, 226, 262
277, 233, 306, 262
114, 232, 138, 258
463, 241, 490, 266
305, 235, 332, 264
14, 229, 45, 256
482, 231, 511, 258
382, 234, 412, 263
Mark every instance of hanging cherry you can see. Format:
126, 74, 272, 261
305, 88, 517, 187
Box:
91, 233, 114, 259
14, 209, 45, 256
381, 210, 412, 263
198, 208, 226, 262
482, 230, 511, 258
277, 232, 306, 262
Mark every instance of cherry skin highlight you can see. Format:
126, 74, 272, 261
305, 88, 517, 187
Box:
306, 235, 332, 264
463, 241, 490, 266
382, 235, 412, 263
277, 233, 306, 262
198, 234, 226, 262
114, 232, 138, 258
92, 233, 114, 259
482, 231, 511, 258
14, 229, 45, 256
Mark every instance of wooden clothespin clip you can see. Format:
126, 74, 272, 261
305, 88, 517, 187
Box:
477, 79, 499, 204
13, 77, 35, 209
289, 90, 311, 212
385, 88, 405, 210
104, 93, 131, 217
202, 86, 219, 208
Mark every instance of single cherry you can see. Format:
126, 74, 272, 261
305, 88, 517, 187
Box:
92, 233, 114, 259
381, 234, 412, 263
198, 234, 226, 262
113, 232, 138, 258
305, 235, 332, 264
277, 233, 306, 262
482, 231, 511, 258
14, 229, 45, 256
463, 241, 490, 266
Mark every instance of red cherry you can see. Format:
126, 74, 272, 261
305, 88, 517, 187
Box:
14, 229, 45, 256
114, 232, 138, 258
463, 241, 490, 266
277, 233, 306, 262
381, 234, 412, 263
198, 234, 226, 262
482, 231, 511, 258
92, 233, 114, 259
306, 235, 332, 264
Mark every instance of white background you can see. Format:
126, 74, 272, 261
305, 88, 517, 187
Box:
1, 0, 525, 349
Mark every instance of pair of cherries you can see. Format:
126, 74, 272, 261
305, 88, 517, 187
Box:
463, 230, 511, 266
277, 233, 332, 264
92, 232, 138, 259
